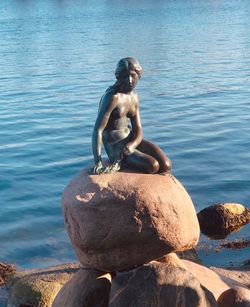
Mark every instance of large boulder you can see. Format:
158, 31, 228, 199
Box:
109, 256, 217, 307
62, 169, 200, 271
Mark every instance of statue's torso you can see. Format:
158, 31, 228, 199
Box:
101, 87, 138, 144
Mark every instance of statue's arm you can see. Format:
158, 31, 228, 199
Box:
92, 94, 116, 164
123, 99, 143, 156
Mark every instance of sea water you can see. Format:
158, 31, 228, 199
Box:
0, 0, 249, 268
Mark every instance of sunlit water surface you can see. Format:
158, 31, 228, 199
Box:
0, 0, 250, 269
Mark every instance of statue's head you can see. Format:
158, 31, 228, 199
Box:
115, 57, 143, 79
115, 57, 143, 93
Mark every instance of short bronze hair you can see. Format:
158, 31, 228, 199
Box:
115, 57, 143, 79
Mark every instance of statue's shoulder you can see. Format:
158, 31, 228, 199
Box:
132, 90, 139, 98
99, 86, 118, 111
102, 86, 119, 103
105, 85, 118, 96
131, 90, 139, 105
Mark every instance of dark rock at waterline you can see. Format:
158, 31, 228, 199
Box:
197, 203, 250, 239
219, 239, 250, 250
243, 259, 250, 266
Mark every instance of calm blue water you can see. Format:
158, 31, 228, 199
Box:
0, 0, 249, 269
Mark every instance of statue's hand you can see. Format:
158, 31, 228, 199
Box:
123, 142, 136, 156
89, 161, 104, 175
98, 159, 122, 174
109, 159, 122, 172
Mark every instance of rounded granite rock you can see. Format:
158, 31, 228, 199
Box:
52, 269, 112, 307
217, 286, 250, 307
109, 258, 217, 307
198, 203, 250, 239
62, 169, 200, 271
6, 263, 80, 307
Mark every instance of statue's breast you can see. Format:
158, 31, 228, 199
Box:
111, 106, 127, 119
127, 104, 137, 118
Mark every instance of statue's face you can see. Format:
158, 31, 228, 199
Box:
118, 69, 139, 93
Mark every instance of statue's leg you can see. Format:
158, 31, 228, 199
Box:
137, 139, 172, 173
125, 150, 160, 174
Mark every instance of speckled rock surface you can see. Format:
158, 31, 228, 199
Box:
62, 169, 200, 271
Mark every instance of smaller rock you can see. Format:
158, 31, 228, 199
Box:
182, 260, 247, 300
217, 286, 250, 307
197, 203, 250, 239
109, 256, 217, 307
0, 262, 16, 286
52, 269, 113, 307
6, 263, 80, 307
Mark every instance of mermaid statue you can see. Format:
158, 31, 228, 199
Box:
90, 57, 172, 175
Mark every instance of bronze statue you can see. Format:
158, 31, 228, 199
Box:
90, 57, 172, 175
